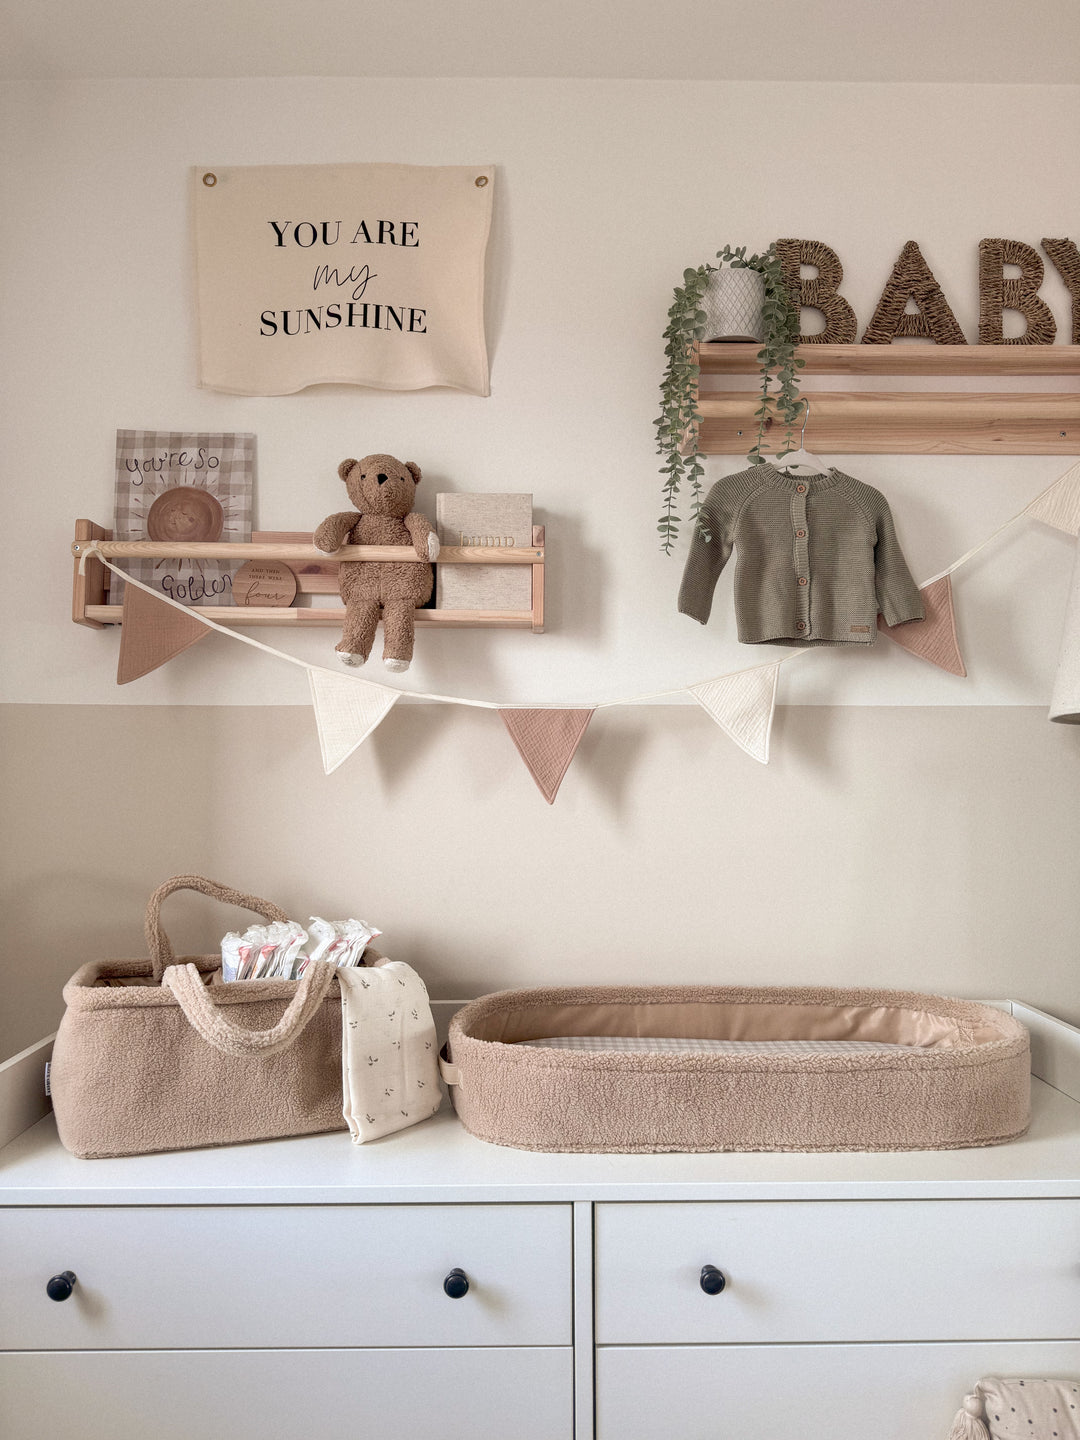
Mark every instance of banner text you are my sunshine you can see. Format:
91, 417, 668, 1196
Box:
258, 218, 428, 338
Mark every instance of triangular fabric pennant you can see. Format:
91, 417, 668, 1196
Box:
499, 708, 594, 803
117, 582, 211, 684
1025, 461, 1080, 535
308, 670, 400, 774
878, 575, 967, 677
1050, 536, 1080, 723
689, 662, 781, 764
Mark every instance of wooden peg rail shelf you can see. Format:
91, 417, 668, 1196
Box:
694, 342, 1080, 455
71, 524, 545, 633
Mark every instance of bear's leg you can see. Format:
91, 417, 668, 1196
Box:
380, 599, 416, 673
337, 599, 381, 666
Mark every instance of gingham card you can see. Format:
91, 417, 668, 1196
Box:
518, 1036, 930, 1054
110, 431, 254, 606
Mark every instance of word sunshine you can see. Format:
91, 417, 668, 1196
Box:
259, 302, 427, 337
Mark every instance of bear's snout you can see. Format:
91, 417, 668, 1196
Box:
377, 473, 388, 484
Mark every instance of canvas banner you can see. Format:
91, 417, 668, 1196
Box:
193, 163, 494, 397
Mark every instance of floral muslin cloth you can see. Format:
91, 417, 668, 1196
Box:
337, 961, 441, 1143
949, 1377, 1080, 1440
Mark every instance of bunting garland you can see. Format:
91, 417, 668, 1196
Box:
116, 582, 211, 683
689, 661, 784, 764
878, 576, 966, 677
499, 708, 595, 803
309, 670, 401, 774
81, 461, 1080, 797
1024, 460, 1080, 535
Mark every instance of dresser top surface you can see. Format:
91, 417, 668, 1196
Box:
1, 1074, 1078, 1205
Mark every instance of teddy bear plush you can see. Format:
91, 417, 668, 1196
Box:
314, 453, 440, 672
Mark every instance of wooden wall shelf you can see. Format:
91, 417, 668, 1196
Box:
71, 523, 546, 633
693, 343, 1080, 454
698, 391, 1080, 456
696, 342, 1080, 375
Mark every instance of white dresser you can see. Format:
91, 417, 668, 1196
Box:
1, 1000, 1078, 1440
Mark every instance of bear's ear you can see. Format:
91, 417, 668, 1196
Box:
337, 458, 360, 484
405, 461, 421, 485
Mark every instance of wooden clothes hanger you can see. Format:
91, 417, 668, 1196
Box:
765, 398, 832, 475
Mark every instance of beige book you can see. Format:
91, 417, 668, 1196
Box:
436, 493, 533, 610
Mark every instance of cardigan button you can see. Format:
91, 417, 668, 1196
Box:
796, 484, 807, 494
798, 577, 808, 586
796, 529, 806, 538
796, 621, 806, 631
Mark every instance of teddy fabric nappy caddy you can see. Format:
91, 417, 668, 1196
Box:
50, 875, 362, 1158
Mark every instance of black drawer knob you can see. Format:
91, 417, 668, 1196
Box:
443, 1268, 469, 1299
46, 1271, 77, 1302
700, 1264, 726, 1295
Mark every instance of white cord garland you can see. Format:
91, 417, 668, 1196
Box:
81, 461, 1078, 710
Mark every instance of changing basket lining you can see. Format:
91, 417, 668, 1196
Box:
518, 1036, 931, 1054
473, 999, 992, 1049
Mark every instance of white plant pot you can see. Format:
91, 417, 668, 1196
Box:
701, 267, 765, 342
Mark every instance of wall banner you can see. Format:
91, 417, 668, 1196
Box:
192, 163, 494, 397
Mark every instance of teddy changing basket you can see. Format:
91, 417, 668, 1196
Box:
439, 985, 1031, 1153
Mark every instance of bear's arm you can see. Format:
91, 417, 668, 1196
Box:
314, 511, 360, 553
403, 511, 440, 562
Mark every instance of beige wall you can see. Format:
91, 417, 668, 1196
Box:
3, 702, 1078, 1058
3, 76, 1080, 1059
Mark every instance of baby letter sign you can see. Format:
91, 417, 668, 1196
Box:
192, 163, 494, 397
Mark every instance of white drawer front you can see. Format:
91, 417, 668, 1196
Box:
595, 1200, 1080, 1343
0, 1347, 574, 1440
0, 1204, 571, 1350
597, 1341, 1080, 1440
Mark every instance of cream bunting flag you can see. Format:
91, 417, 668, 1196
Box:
499, 708, 594, 803
689, 662, 782, 764
878, 575, 967, 677
309, 670, 400, 774
1050, 535, 1080, 722
117, 581, 211, 684
1025, 460, 1080, 535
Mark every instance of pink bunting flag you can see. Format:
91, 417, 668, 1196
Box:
878, 575, 966, 677
499, 708, 594, 804
117, 582, 211, 684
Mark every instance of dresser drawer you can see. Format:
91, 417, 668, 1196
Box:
0, 1347, 574, 1440
0, 1203, 572, 1350
594, 1200, 1080, 1344
596, 1341, 1080, 1440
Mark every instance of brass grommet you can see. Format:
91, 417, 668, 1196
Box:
474, 175, 489, 188
202, 172, 218, 187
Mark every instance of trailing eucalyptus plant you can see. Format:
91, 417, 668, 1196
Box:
655, 243, 805, 553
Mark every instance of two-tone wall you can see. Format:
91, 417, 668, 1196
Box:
3, 78, 1079, 1056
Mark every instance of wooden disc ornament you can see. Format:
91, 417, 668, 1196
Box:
232, 560, 297, 607
146, 487, 225, 543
